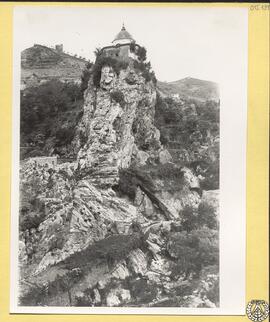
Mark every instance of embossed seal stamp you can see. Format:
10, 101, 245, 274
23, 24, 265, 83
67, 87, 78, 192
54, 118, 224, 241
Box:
246, 300, 269, 321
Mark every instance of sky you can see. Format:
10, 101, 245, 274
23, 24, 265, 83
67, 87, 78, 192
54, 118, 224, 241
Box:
14, 5, 248, 84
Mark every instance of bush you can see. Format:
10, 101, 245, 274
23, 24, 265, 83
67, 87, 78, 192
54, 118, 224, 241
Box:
118, 166, 156, 200
19, 210, 46, 231
133, 60, 156, 84
197, 202, 218, 230
61, 233, 144, 270
19, 284, 47, 306
137, 46, 147, 62
92, 56, 128, 87
130, 278, 158, 303
94, 233, 144, 266
200, 160, 219, 190
20, 269, 83, 306
180, 206, 199, 232
79, 130, 87, 147
55, 127, 75, 147
129, 42, 136, 53
149, 163, 183, 180
118, 164, 184, 200
180, 201, 217, 232
81, 61, 93, 92
110, 90, 125, 107
19, 198, 46, 231
168, 227, 219, 278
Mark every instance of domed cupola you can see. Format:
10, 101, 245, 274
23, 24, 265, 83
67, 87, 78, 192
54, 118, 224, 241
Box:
112, 24, 134, 45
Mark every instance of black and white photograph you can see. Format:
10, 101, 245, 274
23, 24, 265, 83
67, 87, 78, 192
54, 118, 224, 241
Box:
11, 5, 248, 314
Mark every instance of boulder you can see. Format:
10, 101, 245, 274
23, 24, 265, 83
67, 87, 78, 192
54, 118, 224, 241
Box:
127, 249, 148, 275
106, 288, 131, 306
112, 261, 130, 280
158, 149, 172, 164
134, 187, 155, 218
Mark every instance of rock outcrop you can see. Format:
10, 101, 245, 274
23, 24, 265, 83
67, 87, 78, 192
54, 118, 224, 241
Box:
19, 53, 219, 308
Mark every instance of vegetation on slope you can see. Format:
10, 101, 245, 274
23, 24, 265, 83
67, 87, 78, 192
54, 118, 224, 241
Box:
157, 77, 219, 102
20, 80, 84, 159
154, 94, 219, 190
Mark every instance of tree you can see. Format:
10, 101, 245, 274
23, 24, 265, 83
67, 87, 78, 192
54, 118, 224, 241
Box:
94, 47, 102, 58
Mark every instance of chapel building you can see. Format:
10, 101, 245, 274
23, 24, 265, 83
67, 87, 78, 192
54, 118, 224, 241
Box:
100, 24, 141, 61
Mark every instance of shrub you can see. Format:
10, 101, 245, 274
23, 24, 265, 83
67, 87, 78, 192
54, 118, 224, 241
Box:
75, 290, 95, 306
197, 202, 218, 230
180, 206, 199, 232
19, 210, 46, 231
110, 90, 125, 107
55, 126, 75, 147
118, 166, 156, 200
129, 42, 136, 53
133, 60, 156, 84
149, 163, 183, 180
200, 160, 219, 190
19, 284, 47, 306
137, 46, 147, 62
168, 227, 219, 278
19, 269, 83, 306
92, 56, 128, 87
129, 278, 158, 303
95, 233, 144, 266
81, 61, 93, 92
180, 202, 217, 232
118, 164, 184, 200
61, 233, 144, 270
117, 168, 141, 199
19, 198, 46, 231
79, 130, 87, 147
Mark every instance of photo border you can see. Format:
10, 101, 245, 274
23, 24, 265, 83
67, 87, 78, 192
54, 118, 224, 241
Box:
0, 2, 269, 321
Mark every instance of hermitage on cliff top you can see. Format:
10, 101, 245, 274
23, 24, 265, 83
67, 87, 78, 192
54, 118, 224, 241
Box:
100, 24, 142, 61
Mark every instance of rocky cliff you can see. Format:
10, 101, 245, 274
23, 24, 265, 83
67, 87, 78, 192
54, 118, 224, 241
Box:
19, 54, 219, 308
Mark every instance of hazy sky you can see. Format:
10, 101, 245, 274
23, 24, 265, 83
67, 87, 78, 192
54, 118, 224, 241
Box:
14, 5, 248, 83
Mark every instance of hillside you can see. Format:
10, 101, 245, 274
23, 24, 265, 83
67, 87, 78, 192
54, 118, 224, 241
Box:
21, 44, 88, 89
157, 77, 219, 102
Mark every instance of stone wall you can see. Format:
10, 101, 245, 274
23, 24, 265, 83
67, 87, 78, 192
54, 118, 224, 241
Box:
101, 43, 140, 62
29, 156, 57, 167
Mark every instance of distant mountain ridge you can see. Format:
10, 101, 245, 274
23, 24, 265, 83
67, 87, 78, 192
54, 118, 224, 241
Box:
21, 44, 87, 89
157, 77, 219, 102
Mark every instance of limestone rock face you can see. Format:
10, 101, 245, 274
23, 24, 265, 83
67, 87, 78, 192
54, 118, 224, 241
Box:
100, 66, 115, 89
76, 66, 158, 187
